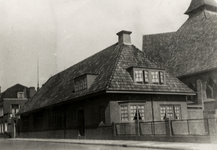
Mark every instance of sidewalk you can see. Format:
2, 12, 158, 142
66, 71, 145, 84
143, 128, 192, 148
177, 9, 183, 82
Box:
8, 138, 217, 150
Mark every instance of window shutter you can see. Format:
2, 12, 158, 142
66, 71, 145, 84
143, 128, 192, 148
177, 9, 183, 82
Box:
159, 71, 164, 84
143, 70, 149, 83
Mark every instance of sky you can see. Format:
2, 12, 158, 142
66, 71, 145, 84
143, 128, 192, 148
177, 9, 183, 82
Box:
0, 0, 191, 92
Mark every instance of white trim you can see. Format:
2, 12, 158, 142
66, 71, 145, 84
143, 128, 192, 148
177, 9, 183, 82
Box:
3, 98, 28, 101
106, 90, 195, 95
204, 98, 216, 102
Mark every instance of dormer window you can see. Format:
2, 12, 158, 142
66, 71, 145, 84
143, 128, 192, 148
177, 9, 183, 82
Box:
74, 77, 87, 92
74, 73, 97, 92
129, 67, 165, 85
17, 92, 24, 98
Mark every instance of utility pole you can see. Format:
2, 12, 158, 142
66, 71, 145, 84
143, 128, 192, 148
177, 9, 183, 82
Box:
37, 58, 39, 91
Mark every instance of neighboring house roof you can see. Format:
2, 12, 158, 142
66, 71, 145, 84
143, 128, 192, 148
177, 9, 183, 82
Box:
19, 32, 194, 114
0, 84, 28, 100
185, 0, 217, 15
143, 0, 217, 77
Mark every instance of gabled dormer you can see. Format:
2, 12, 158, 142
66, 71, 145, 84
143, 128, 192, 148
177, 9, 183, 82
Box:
74, 73, 98, 92
128, 67, 165, 85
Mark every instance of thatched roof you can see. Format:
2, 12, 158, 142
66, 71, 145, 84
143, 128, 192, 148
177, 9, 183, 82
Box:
143, 0, 217, 77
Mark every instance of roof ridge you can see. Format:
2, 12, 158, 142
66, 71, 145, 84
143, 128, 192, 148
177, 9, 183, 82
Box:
105, 44, 124, 89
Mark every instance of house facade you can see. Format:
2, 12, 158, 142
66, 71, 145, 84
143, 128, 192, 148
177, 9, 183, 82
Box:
143, 0, 217, 119
0, 84, 36, 138
17, 31, 197, 140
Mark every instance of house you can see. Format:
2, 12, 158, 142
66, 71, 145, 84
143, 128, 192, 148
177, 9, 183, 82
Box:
0, 84, 36, 138
143, 0, 217, 119
17, 30, 196, 140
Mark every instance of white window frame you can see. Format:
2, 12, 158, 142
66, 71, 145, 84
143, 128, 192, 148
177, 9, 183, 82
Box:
160, 105, 181, 120
11, 104, 20, 117
120, 102, 146, 122
17, 92, 24, 98
133, 68, 165, 85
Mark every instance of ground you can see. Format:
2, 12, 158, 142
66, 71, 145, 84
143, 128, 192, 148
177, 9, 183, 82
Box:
0, 139, 159, 150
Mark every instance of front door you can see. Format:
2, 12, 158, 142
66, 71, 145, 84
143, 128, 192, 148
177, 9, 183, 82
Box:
77, 110, 85, 136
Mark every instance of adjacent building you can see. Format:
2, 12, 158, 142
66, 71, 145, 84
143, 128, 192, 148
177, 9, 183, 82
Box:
17, 31, 195, 139
143, 0, 217, 119
0, 84, 36, 138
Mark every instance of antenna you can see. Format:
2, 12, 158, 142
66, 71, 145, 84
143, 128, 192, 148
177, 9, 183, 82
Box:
37, 58, 40, 91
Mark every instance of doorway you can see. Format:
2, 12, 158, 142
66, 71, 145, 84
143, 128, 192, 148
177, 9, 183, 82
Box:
77, 110, 85, 136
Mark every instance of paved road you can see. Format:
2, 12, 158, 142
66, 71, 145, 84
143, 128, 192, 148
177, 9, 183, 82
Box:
0, 139, 159, 150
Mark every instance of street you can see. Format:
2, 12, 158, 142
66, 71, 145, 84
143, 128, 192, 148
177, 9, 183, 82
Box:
0, 139, 159, 150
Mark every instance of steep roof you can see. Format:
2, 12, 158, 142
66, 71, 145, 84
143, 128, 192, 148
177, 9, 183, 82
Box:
143, 0, 217, 77
185, 0, 217, 15
0, 84, 28, 100
19, 38, 194, 114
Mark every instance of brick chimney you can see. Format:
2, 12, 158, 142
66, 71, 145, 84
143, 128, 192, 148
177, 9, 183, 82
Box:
116, 30, 132, 45
29, 87, 36, 98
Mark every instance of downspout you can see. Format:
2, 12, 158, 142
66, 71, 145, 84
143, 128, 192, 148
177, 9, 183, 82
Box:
151, 96, 155, 135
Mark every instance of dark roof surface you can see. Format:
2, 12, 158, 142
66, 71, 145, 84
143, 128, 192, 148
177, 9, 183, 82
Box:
19, 42, 194, 114
185, 0, 217, 14
143, 0, 217, 77
0, 84, 28, 100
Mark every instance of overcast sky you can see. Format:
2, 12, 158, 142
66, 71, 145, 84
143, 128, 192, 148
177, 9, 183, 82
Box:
0, 0, 191, 91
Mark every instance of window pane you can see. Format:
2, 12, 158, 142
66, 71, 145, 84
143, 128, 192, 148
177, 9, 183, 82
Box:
144, 71, 149, 83
121, 105, 128, 121
159, 72, 164, 84
151, 71, 159, 83
135, 70, 143, 82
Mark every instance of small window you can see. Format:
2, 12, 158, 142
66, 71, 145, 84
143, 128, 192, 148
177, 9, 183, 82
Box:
151, 71, 159, 83
144, 71, 149, 83
160, 105, 181, 120
120, 103, 145, 122
11, 104, 19, 117
74, 77, 87, 92
120, 105, 129, 121
135, 71, 143, 83
133, 68, 165, 84
206, 78, 217, 99
17, 92, 24, 98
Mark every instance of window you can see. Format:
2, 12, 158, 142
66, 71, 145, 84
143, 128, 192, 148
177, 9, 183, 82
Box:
120, 103, 145, 121
5, 122, 7, 132
0, 107, 3, 117
160, 105, 181, 120
11, 104, 19, 117
0, 124, 1, 133
151, 71, 159, 83
17, 92, 24, 98
206, 78, 217, 99
135, 71, 143, 83
74, 77, 87, 92
133, 68, 165, 84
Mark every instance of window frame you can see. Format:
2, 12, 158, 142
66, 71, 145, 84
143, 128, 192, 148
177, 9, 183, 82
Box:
133, 68, 165, 85
11, 104, 20, 117
17, 92, 24, 98
74, 76, 87, 92
119, 102, 146, 122
159, 104, 181, 121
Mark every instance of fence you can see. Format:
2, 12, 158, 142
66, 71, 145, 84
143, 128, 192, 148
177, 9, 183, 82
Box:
115, 118, 217, 136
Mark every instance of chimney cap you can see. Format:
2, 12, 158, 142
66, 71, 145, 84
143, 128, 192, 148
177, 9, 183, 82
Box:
116, 30, 132, 36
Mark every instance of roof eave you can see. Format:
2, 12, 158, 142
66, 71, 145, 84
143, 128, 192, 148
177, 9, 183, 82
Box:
106, 90, 195, 95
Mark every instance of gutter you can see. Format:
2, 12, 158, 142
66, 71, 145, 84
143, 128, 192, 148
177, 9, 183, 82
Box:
106, 90, 195, 95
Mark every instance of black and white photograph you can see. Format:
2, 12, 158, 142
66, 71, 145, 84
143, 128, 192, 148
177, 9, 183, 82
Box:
0, 0, 217, 149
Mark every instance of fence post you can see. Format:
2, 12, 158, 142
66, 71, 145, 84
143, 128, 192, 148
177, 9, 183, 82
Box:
165, 118, 172, 137
112, 122, 116, 136
187, 120, 190, 135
